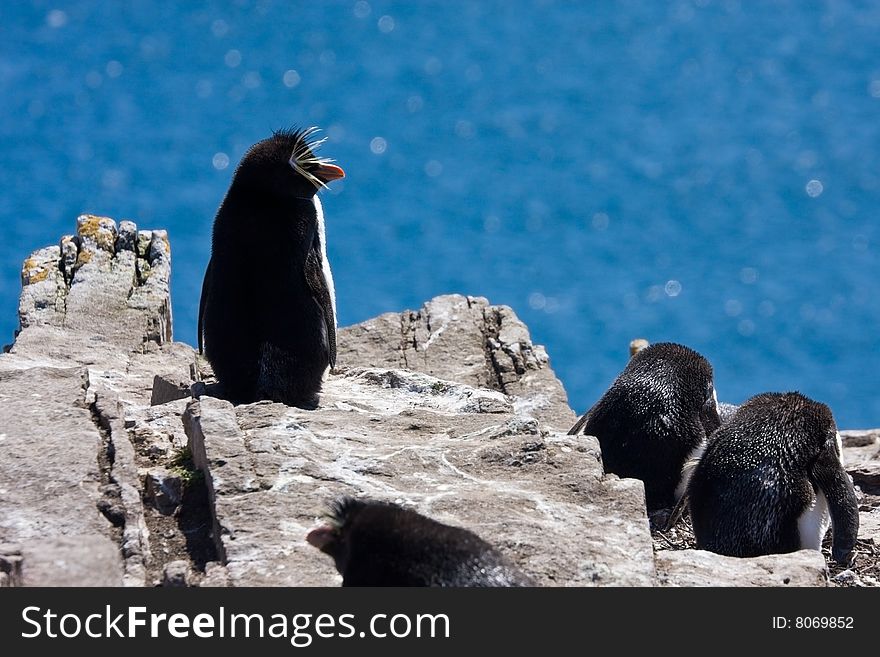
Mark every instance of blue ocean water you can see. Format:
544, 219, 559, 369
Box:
1, 1, 878, 427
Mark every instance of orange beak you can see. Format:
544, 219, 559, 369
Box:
315, 163, 345, 183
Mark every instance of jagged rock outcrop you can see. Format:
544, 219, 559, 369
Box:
1, 216, 876, 587
336, 295, 576, 429
1, 215, 190, 586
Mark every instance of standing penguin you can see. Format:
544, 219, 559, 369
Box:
685, 392, 858, 564
306, 497, 535, 587
199, 127, 344, 408
568, 342, 721, 510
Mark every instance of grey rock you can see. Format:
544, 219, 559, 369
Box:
0, 216, 180, 587
144, 468, 184, 515
0, 366, 150, 587
843, 432, 880, 493
13, 214, 172, 353
841, 430, 880, 480
184, 372, 654, 587
201, 561, 230, 587
117, 220, 137, 253
137, 230, 153, 258
656, 549, 829, 587
59, 235, 78, 284
19, 535, 124, 587
841, 431, 880, 553
841, 429, 880, 448
337, 295, 576, 430
4, 215, 190, 410
850, 463, 880, 492
96, 484, 127, 527
95, 392, 151, 586
0, 367, 113, 543
162, 559, 190, 587
831, 569, 862, 587
18, 245, 67, 328
134, 229, 173, 345
0, 545, 24, 587
858, 508, 880, 544
151, 374, 193, 406
125, 399, 190, 459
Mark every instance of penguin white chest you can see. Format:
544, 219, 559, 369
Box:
312, 196, 337, 329
796, 431, 844, 551
797, 489, 831, 551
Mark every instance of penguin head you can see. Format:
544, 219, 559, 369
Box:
232, 126, 344, 200
742, 392, 836, 451
306, 496, 364, 576
307, 497, 459, 583
629, 342, 721, 435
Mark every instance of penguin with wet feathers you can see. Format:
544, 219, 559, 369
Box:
199, 127, 344, 408
307, 497, 535, 587
568, 342, 722, 510
683, 391, 858, 564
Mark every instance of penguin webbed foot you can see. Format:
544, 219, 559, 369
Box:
831, 542, 856, 567
212, 379, 257, 406
292, 395, 320, 411
256, 343, 325, 409
832, 551, 855, 568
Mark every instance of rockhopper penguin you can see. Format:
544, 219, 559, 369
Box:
199, 127, 343, 408
685, 391, 858, 564
307, 497, 535, 587
568, 342, 721, 510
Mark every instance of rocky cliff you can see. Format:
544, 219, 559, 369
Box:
1, 216, 877, 587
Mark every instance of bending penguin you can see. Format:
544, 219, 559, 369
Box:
199, 127, 343, 408
684, 391, 858, 564
307, 497, 535, 587
568, 342, 721, 510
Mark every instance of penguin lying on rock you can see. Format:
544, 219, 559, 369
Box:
307, 497, 535, 587
682, 391, 859, 564
199, 127, 343, 409
568, 342, 722, 510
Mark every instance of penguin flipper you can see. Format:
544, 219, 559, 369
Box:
664, 447, 704, 532
567, 409, 592, 435
305, 249, 337, 369
198, 256, 214, 355
811, 441, 859, 564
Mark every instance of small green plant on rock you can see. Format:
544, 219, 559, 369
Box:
169, 446, 204, 487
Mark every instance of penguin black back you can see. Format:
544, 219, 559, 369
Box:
568, 342, 721, 510
307, 497, 534, 587
687, 392, 858, 564
199, 127, 343, 408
